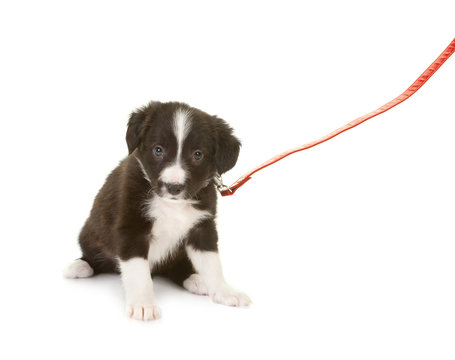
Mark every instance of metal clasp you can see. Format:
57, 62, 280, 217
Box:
214, 173, 233, 195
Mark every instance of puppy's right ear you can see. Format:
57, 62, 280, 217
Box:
126, 102, 159, 154
126, 110, 145, 154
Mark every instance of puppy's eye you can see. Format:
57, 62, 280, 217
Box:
193, 150, 203, 161
154, 146, 164, 157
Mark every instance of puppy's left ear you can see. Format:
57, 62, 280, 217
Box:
214, 116, 241, 174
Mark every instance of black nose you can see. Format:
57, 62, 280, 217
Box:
166, 183, 184, 195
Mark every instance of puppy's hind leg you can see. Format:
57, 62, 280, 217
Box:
65, 223, 117, 278
183, 273, 209, 296
64, 258, 94, 279
186, 246, 251, 307
159, 251, 209, 296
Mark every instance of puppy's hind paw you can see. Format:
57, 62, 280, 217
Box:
64, 259, 94, 279
183, 274, 209, 296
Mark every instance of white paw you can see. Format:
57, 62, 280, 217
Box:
211, 284, 252, 307
64, 259, 94, 279
183, 274, 209, 296
126, 303, 161, 321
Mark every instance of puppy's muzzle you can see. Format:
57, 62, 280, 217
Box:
165, 183, 185, 196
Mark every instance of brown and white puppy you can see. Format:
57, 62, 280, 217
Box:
64, 101, 251, 321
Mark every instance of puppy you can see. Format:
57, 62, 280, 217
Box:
65, 101, 251, 320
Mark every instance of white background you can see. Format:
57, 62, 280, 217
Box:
0, 1, 454, 359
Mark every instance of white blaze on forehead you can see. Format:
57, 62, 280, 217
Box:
159, 108, 192, 185
173, 108, 192, 158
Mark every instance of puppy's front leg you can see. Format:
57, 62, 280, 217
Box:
186, 222, 251, 307
119, 258, 161, 321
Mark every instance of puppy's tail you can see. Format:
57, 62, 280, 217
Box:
63, 258, 94, 279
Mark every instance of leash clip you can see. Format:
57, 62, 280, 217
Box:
214, 173, 233, 195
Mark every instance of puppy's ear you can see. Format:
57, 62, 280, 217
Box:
126, 101, 159, 154
214, 116, 241, 174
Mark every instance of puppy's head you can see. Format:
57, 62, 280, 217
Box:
126, 101, 240, 200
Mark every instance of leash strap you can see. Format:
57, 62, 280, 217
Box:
220, 38, 455, 197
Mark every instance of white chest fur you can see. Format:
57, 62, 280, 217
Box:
145, 196, 212, 268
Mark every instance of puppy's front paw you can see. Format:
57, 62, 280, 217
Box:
126, 303, 161, 321
211, 284, 251, 307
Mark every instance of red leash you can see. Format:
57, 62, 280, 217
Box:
219, 38, 455, 197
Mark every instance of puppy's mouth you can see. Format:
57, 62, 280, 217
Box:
168, 195, 186, 200
157, 192, 199, 205
159, 192, 187, 201
158, 185, 190, 201
153, 179, 213, 202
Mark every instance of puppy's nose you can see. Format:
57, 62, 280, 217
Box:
166, 183, 184, 195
